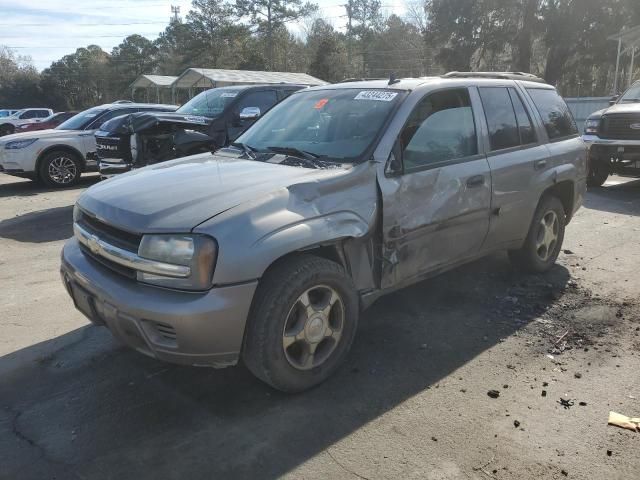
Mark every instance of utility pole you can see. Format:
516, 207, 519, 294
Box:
170, 5, 181, 23
344, 1, 354, 76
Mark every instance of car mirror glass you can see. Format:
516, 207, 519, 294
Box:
609, 95, 619, 106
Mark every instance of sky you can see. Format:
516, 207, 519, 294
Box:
0, 0, 407, 71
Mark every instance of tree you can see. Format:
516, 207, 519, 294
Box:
307, 20, 348, 82
110, 35, 158, 98
235, 0, 317, 70
187, 0, 251, 67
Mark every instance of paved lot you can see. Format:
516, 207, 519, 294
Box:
1, 173, 639, 480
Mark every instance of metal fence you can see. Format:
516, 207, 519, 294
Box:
564, 97, 611, 131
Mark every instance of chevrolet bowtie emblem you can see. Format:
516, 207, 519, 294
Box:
87, 235, 100, 255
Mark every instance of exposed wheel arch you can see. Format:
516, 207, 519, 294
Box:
0, 123, 15, 135
542, 180, 575, 223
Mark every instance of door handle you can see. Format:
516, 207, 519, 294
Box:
466, 175, 485, 188
534, 159, 547, 170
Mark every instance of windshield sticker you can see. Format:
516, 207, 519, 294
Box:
354, 91, 398, 102
221, 92, 238, 98
314, 98, 329, 109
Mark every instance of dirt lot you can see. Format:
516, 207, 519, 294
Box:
1, 173, 639, 480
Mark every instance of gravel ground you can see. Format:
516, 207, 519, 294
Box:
0, 173, 639, 480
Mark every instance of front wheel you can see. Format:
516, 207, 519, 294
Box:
508, 195, 566, 273
38, 151, 81, 188
243, 255, 359, 393
587, 156, 609, 187
0, 124, 14, 136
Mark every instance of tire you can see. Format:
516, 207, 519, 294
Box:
508, 195, 566, 273
587, 156, 609, 187
243, 254, 359, 393
0, 124, 14, 136
38, 150, 81, 188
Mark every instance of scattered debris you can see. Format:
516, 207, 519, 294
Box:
579, 402, 587, 407
608, 411, 640, 432
487, 390, 500, 399
563, 249, 574, 255
431, 436, 438, 442
558, 398, 575, 409
561, 469, 568, 476
607, 450, 612, 457
574, 372, 582, 379
514, 420, 521, 428
542, 390, 547, 397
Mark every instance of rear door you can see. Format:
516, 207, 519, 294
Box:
379, 87, 492, 288
478, 85, 553, 248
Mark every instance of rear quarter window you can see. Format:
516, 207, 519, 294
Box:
526, 88, 578, 141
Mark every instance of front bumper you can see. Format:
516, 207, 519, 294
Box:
98, 160, 131, 178
0, 147, 34, 173
582, 135, 640, 148
61, 238, 257, 368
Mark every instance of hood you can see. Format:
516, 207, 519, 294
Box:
0, 128, 80, 143
103, 111, 213, 135
77, 152, 348, 233
589, 103, 640, 119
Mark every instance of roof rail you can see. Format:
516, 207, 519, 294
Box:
442, 72, 547, 83
339, 77, 387, 83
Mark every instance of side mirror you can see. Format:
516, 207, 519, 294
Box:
385, 139, 403, 176
609, 94, 619, 106
239, 106, 261, 120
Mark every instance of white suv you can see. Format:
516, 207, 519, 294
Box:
0, 109, 53, 136
0, 103, 177, 187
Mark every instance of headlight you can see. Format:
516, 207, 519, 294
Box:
584, 119, 600, 135
5, 138, 38, 149
137, 234, 217, 290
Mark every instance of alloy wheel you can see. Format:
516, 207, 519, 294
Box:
535, 210, 559, 261
282, 285, 344, 371
48, 156, 77, 185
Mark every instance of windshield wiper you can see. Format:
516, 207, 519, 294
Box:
230, 142, 256, 159
266, 145, 330, 169
621, 98, 640, 103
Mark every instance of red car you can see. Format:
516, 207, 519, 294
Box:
16, 111, 78, 132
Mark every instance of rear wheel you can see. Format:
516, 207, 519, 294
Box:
587, 155, 609, 187
508, 195, 566, 273
38, 151, 81, 188
243, 255, 359, 393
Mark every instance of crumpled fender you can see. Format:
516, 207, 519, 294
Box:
195, 161, 379, 286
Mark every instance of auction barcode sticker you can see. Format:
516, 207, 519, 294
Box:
221, 92, 238, 98
354, 91, 398, 102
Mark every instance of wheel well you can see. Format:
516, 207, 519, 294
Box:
0, 123, 14, 131
543, 181, 574, 221
264, 244, 347, 277
36, 146, 85, 175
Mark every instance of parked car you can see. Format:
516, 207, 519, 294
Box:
96, 84, 305, 177
583, 80, 640, 186
16, 111, 78, 133
0, 103, 177, 187
61, 73, 586, 392
0, 109, 19, 118
0, 108, 53, 136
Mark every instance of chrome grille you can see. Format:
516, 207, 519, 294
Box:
77, 211, 141, 252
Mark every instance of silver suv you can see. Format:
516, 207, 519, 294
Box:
61, 73, 587, 392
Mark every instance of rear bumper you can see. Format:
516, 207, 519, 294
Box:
60, 238, 257, 368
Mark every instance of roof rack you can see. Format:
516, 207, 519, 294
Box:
442, 72, 547, 83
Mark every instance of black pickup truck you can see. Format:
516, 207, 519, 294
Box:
96, 84, 305, 177
583, 80, 640, 186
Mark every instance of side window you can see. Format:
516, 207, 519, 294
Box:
479, 87, 520, 151
400, 89, 478, 171
88, 108, 138, 129
36, 110, 50, 118
236, 90, 278, 117
526, 88, 578, 140
508, 88, 536, 145
21, 111, 38, 119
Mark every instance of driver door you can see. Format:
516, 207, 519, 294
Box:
379, 88, 492, 288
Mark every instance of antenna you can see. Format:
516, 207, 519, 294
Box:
170, 5, 181, 23
388, 72, 400, 85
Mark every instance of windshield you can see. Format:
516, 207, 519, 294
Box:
176, 88, 241, 118
9, 109, 26, 118
0, 110, 13, 118
57, 107, 106, 130
236, 88, 403, 161
619, 83, 640, 102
